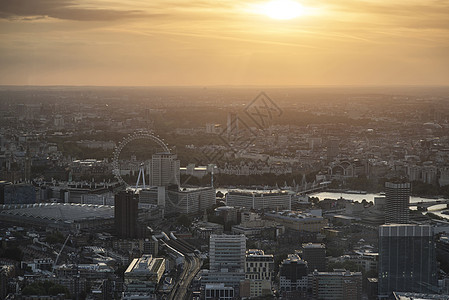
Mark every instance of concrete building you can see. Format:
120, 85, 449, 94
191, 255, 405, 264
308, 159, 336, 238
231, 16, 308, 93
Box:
311, 270, 362, 300
205, 283, 235, 300
210, 234, 246, 272
264, 211, 327, 232
124, 255, 165, 294
302, 243, 326, 272
202, 234, 246, 295
166, 187, 215, 215
149, 152, 180, 187
378, 224, 438, 298
242, 249, 274, 298
139, 186, 215, 215
226, 190, 291, 210
385, 182, 410, 224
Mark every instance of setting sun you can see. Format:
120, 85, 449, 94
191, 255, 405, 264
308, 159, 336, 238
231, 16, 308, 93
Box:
259, 0, 306, 20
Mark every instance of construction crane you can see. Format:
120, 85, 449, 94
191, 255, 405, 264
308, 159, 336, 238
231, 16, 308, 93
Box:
52, 234, 71, 275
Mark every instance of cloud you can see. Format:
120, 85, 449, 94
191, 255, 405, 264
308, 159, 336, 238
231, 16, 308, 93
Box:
321, 0, 449, 30
0, 0, 158, 21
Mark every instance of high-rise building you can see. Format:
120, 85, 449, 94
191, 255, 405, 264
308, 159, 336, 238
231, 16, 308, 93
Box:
385, 182, 410, 224
242, 249, 274, 298
210, 234, 246, 272
202, 234, 246, 294
302, 243, 326, 272
114, 191, 138, 238
311, 270, 362, 300
149, 152, 180, 187
378, 224, 438, 298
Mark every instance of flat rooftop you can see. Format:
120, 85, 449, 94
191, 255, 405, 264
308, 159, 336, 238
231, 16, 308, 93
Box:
0, 203, 114, 222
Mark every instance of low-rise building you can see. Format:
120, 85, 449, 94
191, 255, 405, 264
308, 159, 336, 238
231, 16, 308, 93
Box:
311, 269, 362, 300
264, 211, 327, 232
226, 190, 291, 210
124, 255, 165, 294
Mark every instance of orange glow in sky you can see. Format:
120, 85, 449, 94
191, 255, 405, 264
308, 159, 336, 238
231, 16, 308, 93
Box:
0, 0, 448, 86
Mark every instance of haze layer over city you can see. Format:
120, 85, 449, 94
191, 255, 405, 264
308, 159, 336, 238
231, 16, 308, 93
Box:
1, 1, 449, 300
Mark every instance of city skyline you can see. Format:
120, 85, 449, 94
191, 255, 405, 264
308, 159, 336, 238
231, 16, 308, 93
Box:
1, 0, 449, 86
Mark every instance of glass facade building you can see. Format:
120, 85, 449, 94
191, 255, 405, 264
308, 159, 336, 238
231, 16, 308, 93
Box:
378, 224, 438, 298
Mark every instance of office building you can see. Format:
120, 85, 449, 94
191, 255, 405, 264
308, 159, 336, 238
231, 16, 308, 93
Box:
226, 190, 291, 210
124, 255, 165, 295
378, 224, 438, 298
115, 191, 138, 238
205, 283, 235, 300
166, 187, 215, 214
202, 235, 246, 295
311, 270, 362, 300
302, 243, 326, 272
279, 253, 308, 292
385, 182, 410, 224
149, 152, 180, 187
264, 211, 327, 232
210, 234, 246, 272
242, 249, 274, 298
139, 186, 215, 215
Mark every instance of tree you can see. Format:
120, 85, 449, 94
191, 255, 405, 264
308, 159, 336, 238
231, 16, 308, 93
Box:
176, 214, 191, 227
0, 247, 23, 261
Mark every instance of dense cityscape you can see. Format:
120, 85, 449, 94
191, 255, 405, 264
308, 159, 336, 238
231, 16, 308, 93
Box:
0, 86, 449, 299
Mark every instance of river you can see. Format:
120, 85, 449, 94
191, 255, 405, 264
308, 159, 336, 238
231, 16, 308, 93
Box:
217, 188, 449, 219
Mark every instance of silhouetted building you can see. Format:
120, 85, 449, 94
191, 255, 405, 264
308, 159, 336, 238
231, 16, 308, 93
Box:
385, 182, 410, 224
115, 191, 138, 238
279, 253, 308, 292
302, 243, 326, 272
378, 224, 438, 298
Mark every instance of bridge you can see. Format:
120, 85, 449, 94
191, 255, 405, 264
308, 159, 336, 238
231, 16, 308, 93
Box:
411, 199, 449, 211
294, 181, 330, 194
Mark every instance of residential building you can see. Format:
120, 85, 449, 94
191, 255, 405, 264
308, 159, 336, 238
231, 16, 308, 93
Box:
385, 182, 410, 224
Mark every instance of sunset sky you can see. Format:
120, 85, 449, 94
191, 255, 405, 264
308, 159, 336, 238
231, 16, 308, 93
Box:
0, 0, 448, 86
